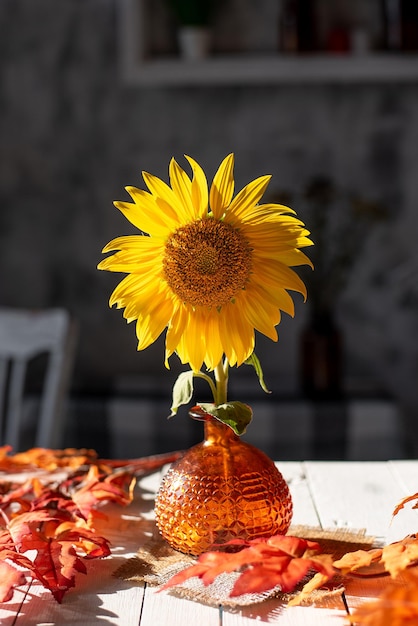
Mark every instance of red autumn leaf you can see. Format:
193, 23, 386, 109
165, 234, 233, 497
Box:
230, 557, 306, 595
30, 487, 81, 519
0, 561, 27, 602
67, 465, 135, 521
8, 511, 110, 602
0, 446, 177, 605
0, 478, 41, 519
161, 534, 336, 597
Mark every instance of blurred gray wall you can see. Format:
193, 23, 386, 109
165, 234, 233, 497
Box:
1, 0, 418, 449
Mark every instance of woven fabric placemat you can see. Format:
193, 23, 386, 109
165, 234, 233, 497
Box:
114, 523, 376, 608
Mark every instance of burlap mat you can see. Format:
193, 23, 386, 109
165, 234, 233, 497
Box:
114, 523, 376, 608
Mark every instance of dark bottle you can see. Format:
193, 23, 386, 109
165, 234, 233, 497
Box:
297, 0, 317, 52
400, 0, 418, 51
278, 0, 317, 53
279, 0, 299, 52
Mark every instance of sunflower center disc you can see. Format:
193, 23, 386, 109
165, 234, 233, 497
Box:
163, 218, 252, 307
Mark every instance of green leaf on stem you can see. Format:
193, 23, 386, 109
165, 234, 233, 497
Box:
170, 371, 195, 416
198, 401, 253, 436
244, 352, 271, 394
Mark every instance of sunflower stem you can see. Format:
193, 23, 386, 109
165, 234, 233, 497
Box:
214, 359, 229, 405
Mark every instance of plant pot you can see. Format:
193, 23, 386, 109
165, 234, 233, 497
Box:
177, 26, 211, 60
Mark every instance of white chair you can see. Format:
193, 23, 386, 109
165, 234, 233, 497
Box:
0, 307, 77, 450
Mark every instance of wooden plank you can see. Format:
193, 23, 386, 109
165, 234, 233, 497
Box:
341, 456, 417, 615
141, 585, 221, 626
303, 461, 416, 543
277, 461, 321, 528
389, 460, 418, 499
0, 583, 32, 626
223, 602, 346, 625
305, 461, 418, 618
14, 565, 145, 626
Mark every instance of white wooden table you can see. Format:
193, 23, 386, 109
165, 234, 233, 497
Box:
1, 460, 418, 625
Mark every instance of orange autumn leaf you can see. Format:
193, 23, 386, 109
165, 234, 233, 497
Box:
348, 567, 418, 626
0, 447, 98, 472
288, 570, 334, 606
393, 492, 418, 517
0, 446, 183, 475
161, 534, 336, 597
333, 548, 383, 574
381, 535, 418, 579
333, 537, 418, 581
69, 465, 136, 521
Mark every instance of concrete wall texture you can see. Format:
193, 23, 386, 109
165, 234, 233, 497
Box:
1, 1, 418, 452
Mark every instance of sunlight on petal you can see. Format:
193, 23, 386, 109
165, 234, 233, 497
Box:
210, 153, 235, 219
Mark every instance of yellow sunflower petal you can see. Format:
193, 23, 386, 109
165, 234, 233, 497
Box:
100, 235, 152, 255
277, 249, 314, 269
142, 170, 193, 223
247, 279, 296, 317
99, 239, 163, 273
201, 309, 224, 370
109, 272, 161, 312
165, 303, 189, 363
169, 158, 195, 221
114, 199, 156, 235
123, 188, 178, 234
227, 175, 271, 222
185, 155, 209, 219
100, 253, 160, 274
255, 202, 297, 215
135, 295, 174, 351
209, 153, 235, 219
176, 309, 207, 372
255, 258, 308, 299
239, 290, 280, 341
219, 303, 255, 367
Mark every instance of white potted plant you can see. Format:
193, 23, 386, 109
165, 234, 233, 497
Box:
167, 0, 215, 60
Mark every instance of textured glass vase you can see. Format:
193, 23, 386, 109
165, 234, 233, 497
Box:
154, 407, 293, 556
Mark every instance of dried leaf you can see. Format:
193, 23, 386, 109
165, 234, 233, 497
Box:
161, 534, 336, 598
393, 492, 418, 517
333, 548, 383, 574
0, 561, 26, 602
288, 570, 333, 606
0, 447, 98, 472
70, 465, 136, 521
0, 446, 164, 605
348, 567, 418, 625
381, 536, 418, 579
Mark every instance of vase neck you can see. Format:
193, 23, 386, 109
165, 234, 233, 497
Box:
189, 406, 238, 446
204, 417, 238, 445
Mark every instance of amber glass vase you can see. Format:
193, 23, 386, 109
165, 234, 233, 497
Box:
154, 407, 293, 556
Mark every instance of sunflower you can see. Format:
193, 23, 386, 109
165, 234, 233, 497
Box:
98, 154, 313, 374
